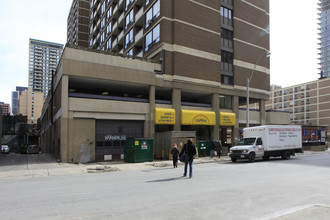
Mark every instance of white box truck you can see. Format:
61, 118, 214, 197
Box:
229, 125, 303, 162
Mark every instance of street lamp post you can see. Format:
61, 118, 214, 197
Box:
246, 52, 271, 128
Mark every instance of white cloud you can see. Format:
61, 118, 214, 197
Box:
0, 0, 72, 104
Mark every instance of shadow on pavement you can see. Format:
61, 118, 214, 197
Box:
145, 176, 186, 183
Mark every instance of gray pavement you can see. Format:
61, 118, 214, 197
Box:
1, 150, 330, 219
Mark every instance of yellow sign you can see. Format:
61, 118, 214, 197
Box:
135, 141, 139, 146
155, 108, 176, 125
219, 112, 236, 126
181, 109, 216, 125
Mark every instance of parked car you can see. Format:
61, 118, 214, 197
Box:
26, 145, 39, 154
1, 145, 10, 154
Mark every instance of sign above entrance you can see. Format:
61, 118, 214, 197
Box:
155, 108, 176, 125
219, 112, 236, 126
181, 109, 216, 125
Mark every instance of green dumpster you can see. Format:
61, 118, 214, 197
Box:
124, 138, 153, 163
196, 140, 210, 157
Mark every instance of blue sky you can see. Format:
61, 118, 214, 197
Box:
0, 0, 319, 105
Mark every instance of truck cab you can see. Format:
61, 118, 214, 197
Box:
229, 137, 264, 162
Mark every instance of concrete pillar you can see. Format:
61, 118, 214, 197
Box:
172, 88, 181, 131
147, 85, 155, 138
232, 95, 240, 144
61, 75, 69, 162
260, 99, 266, 125
212, 93, 219, 140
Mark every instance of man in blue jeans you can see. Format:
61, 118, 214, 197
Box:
179, 139, 197, 178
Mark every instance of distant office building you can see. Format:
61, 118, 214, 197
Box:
266, 77, 330, 137
0, 102, 10, 115
67, 0, 90, 47
18, 88, 44, 124
11, 86, 28, 115
318, 0, 330, 78
28, 39, 64, 99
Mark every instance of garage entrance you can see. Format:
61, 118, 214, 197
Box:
95, 120, 144, 161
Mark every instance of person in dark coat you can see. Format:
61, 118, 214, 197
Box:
171, 143, 180, 168
179, 139, 197, 178
210, 140, 216, 158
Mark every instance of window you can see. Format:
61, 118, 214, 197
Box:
146, 0, 150, 5
126, 0, 134, 10
221, 50, 233, 72
256, 138, 262, 145
219, 95, 232, 109
126, 49, 133, 56
221, 28, 233, 49
220, 6, 233, 27
145, 0, 160, 28
125, 29, 133, 48
106, 38, 111, 50
101, 18, 105, 29
101, 1, 106, 14
100, 32, 105, 44
106, 22, 112, 36
145, 24, 160, 51
125, 9, 134, 29
107, 7, 112, 19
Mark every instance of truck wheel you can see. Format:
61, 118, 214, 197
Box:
281, 151, 291, 160
231, 158, 237, 162
248, 152, 255, 162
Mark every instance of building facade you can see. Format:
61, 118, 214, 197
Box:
318, 0, 330, 78
11, 86, 28, 115
41, 0, 270, 163
0, 102, 10, 115
18, 88, 44, 124
67, 0, 91, 47
266, 78, 330, 138
28, 39, 64, 99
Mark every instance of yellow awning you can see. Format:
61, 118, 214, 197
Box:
219, 112, 236, 126
155, 108, 176, 125
181, 109, 216, 125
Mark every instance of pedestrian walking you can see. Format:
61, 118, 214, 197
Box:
210, 140, 216, 158
171, 143, 180, 168
179, 139, 196, 178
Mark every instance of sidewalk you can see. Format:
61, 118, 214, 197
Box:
0, 150, 327, 180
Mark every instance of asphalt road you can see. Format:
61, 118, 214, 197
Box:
1, 152, 330, 219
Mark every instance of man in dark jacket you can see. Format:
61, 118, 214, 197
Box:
179, 139, 196, 178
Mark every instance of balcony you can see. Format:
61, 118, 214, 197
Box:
118, 30, 124, 42
113, 4, 119, 19
135, 28, 143, 47
117, 12, 125, 29
112, 38, 118, 48
112, 22, 118, 34
137, 50, 143, 57
118, 0, 125, 10
135, 7, 144, 26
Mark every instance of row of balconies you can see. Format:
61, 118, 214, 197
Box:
92, 3, 145, 54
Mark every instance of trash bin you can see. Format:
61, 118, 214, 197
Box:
124, 138, 153, 163
196, 140, 210, 157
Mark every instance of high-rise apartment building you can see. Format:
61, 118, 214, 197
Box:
67, 0, 91, 47
11, 86, 28, 115
0, 102, 10, 115
18, 88, 44, 124
28, 39, 64, 99
266, 78, 330, 135
42, 0, 270, 162
318, 0, 330, 78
